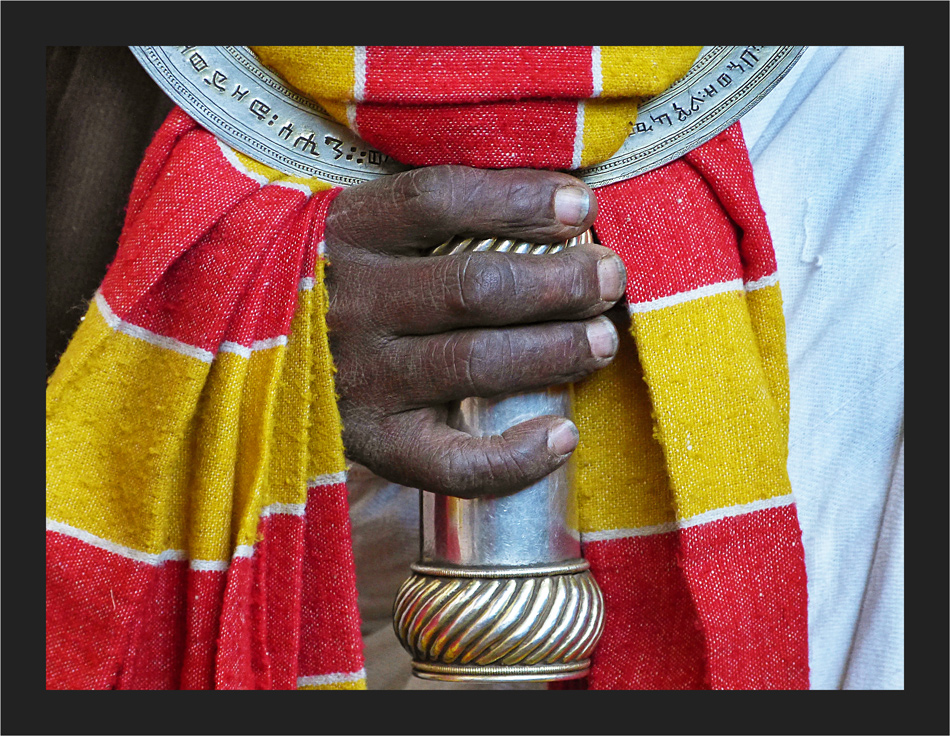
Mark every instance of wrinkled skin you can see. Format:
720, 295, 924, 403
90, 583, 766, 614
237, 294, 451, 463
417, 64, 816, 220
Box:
324, 165, 626, 498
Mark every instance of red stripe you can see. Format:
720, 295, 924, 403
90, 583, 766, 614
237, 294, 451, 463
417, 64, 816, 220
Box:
118, 561, 188, 689
593, 155, 743, 304
355, 100, 578, 169
363, 46, 594, 104
47, 486, 363, 689
219, 190, 338, 347
179, 568, 227, 689
100, 125, 341, 353
214, 556, 267, 689
122, 107, 202, 229
583, 533, 707, 690
580, 504, 808, 690
46, 531, 156, 689
260, 513, 307, 690
684, 123, 777, 283
297, 482, 365, 679
679, 504, 809, 690
592, 123, 776, 303
102, 132, 262, 320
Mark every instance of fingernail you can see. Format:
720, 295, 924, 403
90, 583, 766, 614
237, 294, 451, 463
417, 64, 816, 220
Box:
598, 255, 626, 302
554, 186, 590, 226
547, 420, 579, 456
586, 316, 618, 359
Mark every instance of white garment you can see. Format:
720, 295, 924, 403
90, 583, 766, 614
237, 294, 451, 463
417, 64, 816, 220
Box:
348, 45, 905, 690
742, 45, 904, 690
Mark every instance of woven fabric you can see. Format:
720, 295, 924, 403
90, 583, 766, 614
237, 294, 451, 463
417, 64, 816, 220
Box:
251, 46, 700, 169
46, 47, 808, 690
46, 109, 365, 690
568, 126, 807, 688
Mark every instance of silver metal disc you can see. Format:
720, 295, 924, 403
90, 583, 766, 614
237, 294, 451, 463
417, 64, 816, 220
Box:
131, 45, 804, 188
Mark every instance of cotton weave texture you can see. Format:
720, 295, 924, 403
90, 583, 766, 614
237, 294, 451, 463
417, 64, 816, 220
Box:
46, 46, 808, 689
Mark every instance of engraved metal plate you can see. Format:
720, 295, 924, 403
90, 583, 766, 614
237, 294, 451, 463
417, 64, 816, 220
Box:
131, 45, 804, 187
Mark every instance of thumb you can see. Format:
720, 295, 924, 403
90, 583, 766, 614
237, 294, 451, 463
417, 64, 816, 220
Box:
380, 411, 579, 499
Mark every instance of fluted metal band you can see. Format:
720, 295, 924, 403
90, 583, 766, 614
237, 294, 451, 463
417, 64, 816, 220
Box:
411, 559, 589, 579
393, 566, 604, 682
429, 229, 593, 257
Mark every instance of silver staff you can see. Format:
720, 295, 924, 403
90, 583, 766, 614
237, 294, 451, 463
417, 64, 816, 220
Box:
392, 231, 603, 683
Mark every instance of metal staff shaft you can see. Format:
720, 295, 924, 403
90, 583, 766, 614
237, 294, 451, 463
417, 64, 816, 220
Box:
392, 231, 605, 683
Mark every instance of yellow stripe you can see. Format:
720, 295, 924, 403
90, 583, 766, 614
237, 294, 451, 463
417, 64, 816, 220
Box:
251, 46, 355, 102
232, 150, 334, 195
231, 345, 286, 549
264, 286, 322, 507
46, 301, 208, 555
631, 289, 792, 521
580, 98, 640, 168
599, 46, 702, 97
574, 313, 676, 533
298, 679, 366, 691
46, 279, 348, 560
745, 284, 790, 444
305, 260, 348, 479
186, 350, 249, 561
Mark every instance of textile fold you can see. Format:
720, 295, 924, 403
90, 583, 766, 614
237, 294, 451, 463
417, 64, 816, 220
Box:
46, 109, 365, 689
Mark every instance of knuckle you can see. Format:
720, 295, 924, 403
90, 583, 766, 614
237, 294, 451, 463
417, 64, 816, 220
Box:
393, 165, 477, 229
425, 442, 476, 497
560, 251, 597, 305
453, 253, 517, 318
499, 179, 551, 228
440, 331, 480, 394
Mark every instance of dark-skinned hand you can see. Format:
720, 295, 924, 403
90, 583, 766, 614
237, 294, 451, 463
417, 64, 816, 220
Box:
324, 165, 626, 499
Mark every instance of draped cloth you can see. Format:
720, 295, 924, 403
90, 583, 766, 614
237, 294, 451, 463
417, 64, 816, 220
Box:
46, 46, 808, 689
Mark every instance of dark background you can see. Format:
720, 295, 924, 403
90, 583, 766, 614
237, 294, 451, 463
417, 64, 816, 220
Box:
46, 46, 174, 375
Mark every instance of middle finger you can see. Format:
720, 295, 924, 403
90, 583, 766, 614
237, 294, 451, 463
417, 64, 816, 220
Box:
373, 242, 627, 335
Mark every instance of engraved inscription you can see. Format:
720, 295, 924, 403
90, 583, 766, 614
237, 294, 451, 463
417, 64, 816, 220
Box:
173, 46, 399, 168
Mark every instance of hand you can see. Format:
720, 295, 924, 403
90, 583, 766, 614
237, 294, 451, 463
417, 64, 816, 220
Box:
324, 165, 626, 498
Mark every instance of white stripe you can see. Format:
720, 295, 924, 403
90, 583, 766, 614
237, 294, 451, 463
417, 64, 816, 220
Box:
580, 494, 796, 544
297, 669, 366, 688
298, 276, 316, 292
345, 103, 359, 134
309, 471, 348, 488
191, 544, 256, 571
317, 239, 326, 257
571, 100, 586, 170
272, 180, 314, 196
189, 558, 228, 572
745, 272, 779, 291
251, 335, 287, 351
218, 341, 252, 359
49, 501, 308, 573
232, 544, 255, 559
95, 291, 214, 363
591, 46, 603, 97
215, 138, 269, 185
260, 501, 307, 517
353, 47, 367, 103
627, 279, 744, 314
46, 518, 187, 566
214, 335, 289, 359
